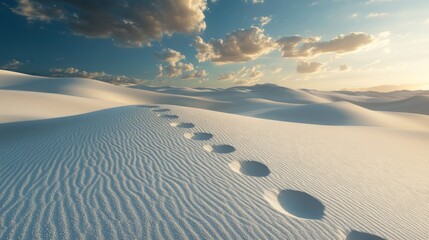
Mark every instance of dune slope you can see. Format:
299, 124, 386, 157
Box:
0, 90, 121, 123
1, 105, 429, 239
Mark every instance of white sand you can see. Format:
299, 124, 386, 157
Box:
1, 70, 428, 239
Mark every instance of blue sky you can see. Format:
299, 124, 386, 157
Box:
1, 0, 428, 90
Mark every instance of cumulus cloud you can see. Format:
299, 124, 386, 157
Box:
49, 67, 144, 84
339, 64, 351, 71
192, 27, 375, 76
218, 65, 264, 85
193, 27, 276, 64
366, 0, 393, 4
12, 0, 64, 21
157, 62, 195, 78
156, 48, 186, 66
272, 67, 282, 74
199, 29, 376, 63
246, 0, 264, 4
367, 12, 388, 18
181, 69, 207, 79
277, 36, 320, 58
255, 16, 272, 26
277, 32, 375, 58
156, 48, 206, 80
1, 59, 23, 70
350, 13, 359, 19
12, 0, 208, 47
296, 61, 323, 74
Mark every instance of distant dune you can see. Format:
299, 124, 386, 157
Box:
2, 70, 429, 130
359, 95, 429, 116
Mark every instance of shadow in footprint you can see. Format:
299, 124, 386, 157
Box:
265, 189, 325, 220
170, 122, 195, 128
347, 231, 385, 240
184, 132, 213, 140
158, 114, 179, 119
204, 144, 235, 154
152, 108, 170, 113
277, 190, 325, 220
229, 160, 270, 177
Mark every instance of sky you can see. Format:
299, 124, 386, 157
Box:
1, 0, 429, 91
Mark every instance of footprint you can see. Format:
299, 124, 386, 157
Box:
158, 114, 179, 119
152, 108, 170, 113
137, 105, 159, 108
229, 160, 270, 177
203, 144, 235, 154
184, 132, 213, 141
346, 231, 385, 240
264, 189, 325, 220
170, 122, 195, 128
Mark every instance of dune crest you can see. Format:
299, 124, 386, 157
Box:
2, 70, 429, 132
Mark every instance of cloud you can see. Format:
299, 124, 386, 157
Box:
1, 59, 23, 70
217, 72, 235, 81
339, 64, 351, 71
157, 61, 196, 78
49, 67, 144, 84
246, 0, 264, 4
193, 27, 276, 64
218, 65, 264, 85
272, 67, 282, 74
156, 48, 186, 66
296, 61, 323, 74
277, 32, 375, 58
181, 69, 207, 80
12, 0, 64, 21
12, 0, 208, 47
367, 12, 388, 18
365, 0, 393, 4
255, 16, 272, 26
192, 27, 375, 77
156, 48, 206, 80
350, 13, 359, 19
277, 36, 320, 58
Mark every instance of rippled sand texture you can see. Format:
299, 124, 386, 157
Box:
1, 106, 428, 239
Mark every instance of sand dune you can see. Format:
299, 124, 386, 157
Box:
0, 70, 229, 110
306, 88, 429, 116
360, 95, 429, 116
254, 101, 429, 131
134, 84, 328, 104
2, 70, 428, 132
1, 70, 429, 239
0, 90, 121, 123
